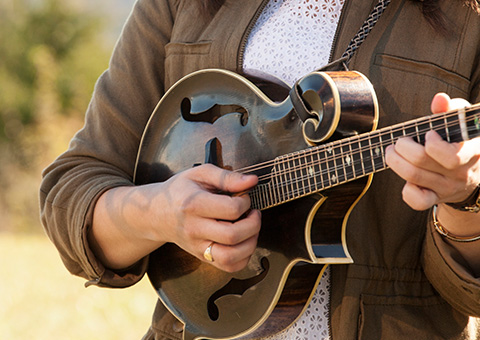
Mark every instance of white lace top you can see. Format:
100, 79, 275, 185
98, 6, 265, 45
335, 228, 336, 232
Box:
244, 0, 345, 86
243, 0, 345, 339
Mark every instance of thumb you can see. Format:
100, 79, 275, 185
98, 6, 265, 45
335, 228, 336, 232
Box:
191, 164, 258, 194
431, 92, 470, 114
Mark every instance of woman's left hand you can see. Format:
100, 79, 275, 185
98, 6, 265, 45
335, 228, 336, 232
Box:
385, 92, 480, 211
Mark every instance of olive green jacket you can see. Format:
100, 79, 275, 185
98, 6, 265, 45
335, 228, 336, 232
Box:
40, 0, 480, 339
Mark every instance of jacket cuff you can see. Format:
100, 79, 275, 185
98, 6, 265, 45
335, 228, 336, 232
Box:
80, 180, 149, 288
422, 213, 480, 315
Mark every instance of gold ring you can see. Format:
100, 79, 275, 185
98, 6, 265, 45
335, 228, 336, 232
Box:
203, 242, 215, 262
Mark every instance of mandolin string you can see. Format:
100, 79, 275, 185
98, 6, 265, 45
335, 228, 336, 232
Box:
249, 121, 478, 204
238, 105, 480, 178
271, 119, 478, 195
240, 108, 479, 179
256, 119, 480, 207
240, 108, 480, 205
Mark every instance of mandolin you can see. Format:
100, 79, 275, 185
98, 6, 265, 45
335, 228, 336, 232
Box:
133, 69, 480, 340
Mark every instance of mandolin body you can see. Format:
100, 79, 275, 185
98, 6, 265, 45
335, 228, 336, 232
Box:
134, 69, 378, 339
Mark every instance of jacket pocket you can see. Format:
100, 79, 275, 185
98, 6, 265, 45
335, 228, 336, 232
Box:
369, 53, 471, 129
358, 294, 468, 340
164, 41, 213, 87
374, 53, 470, 96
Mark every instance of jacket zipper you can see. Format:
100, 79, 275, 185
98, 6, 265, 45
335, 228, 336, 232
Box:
237, 0, 270, 73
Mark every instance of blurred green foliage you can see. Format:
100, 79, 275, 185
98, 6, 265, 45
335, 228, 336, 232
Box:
0, 0, 113, 232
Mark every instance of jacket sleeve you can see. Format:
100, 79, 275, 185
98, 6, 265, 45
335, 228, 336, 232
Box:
39, 0, 178, 288
422, 60, 480, 316
422, 216, 480, 316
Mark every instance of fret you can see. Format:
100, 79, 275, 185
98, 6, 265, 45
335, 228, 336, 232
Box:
416, 119, 431, 145
257, 187, 264, 209
321, 147, 330, 189
275, 159, 287, 203
458, 107, 470, 141
291, 152, 302, 198
445, 112, 462, 142
286, 153, 298, 200
289, 153, 299, 199
267, 182, 274, 208
260, 182, 268, 208
283, 155, 295, 200
296, 152, 306, 197
270, 162, 279, 206
312, 148, 326, 190
379, 129, 393, 168
350, 137, 364, 178
249, 189, 256, 210
333, 144, 346, 183
443, 115, 451, 142
369, 132, 384, 171
414, 122, 421, 144
250, 186, 260, 210
296, 152, 310, 196
281, 155, 291, 201
258, 186, 265, 210
276, 157, 289, 202
325, 144, 338, 187
295, 153, 304, 196
404, 124, 417, 141
360, 136, 373, 175
342, 139, 356, 181
270, 181, 277, 207
265, 181, 274, 208
304, 148, 318, 193
430, 115, 448, 141
391, 126, 405, 142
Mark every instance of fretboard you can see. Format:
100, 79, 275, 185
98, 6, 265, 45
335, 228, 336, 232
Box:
248, 104, 480, 210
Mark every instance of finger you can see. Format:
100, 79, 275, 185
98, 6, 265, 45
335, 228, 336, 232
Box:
182, 187, 253, 221
454, 138, 480, 169
430, 93, 470, 114
386, 142, 472, 203
424, 130, 480, 171
211, 209, 262, 246
430, 93, 451, 114
191, 164, 258, 194
402, 182, 438, 211
386, 143, 452, 197
188, 209, 261, 245
388, 153, 446, 195
197, 210, 260, 272
424, 130, 464, 169
205, 234, 259, 273
387, 137, 441, 173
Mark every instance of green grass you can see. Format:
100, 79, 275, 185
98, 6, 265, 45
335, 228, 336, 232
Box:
0, 232, 158, 339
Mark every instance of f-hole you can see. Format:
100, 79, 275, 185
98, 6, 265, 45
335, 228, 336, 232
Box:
181, 98, 249, 126
207, 257, 270, 321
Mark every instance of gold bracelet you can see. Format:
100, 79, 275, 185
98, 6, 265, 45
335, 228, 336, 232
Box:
432, 205, 480, 242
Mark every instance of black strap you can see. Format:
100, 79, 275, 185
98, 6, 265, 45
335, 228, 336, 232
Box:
290, 81, 313, 122
341, 0, 392, 66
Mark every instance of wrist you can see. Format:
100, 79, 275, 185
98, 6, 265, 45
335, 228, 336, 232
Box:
445, 184, 480, 213
432, 205, 480, 242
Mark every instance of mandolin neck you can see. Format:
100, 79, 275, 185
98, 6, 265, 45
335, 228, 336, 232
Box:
249, 104, 480, 210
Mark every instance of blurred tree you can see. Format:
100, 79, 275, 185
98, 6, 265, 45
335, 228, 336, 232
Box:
0, 0, 112, 232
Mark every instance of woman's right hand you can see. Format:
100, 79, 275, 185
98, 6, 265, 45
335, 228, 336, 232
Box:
148, 164, 261, 272
90, 164, 261, 273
